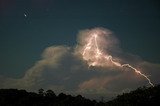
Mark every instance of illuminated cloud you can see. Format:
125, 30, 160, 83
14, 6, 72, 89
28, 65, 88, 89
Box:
76, 28, 154, 86
0, 27, 160, 99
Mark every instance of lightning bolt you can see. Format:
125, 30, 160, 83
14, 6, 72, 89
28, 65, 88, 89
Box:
82, 33, 154, 87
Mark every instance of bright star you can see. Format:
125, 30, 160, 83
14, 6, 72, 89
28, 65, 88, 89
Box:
24, 13, 27, 18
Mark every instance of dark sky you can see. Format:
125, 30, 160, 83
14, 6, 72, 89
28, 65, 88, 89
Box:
0, 0, 160, 79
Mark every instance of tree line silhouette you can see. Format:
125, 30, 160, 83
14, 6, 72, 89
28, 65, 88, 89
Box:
0, 84, 159, 106
106, 84, 160, 106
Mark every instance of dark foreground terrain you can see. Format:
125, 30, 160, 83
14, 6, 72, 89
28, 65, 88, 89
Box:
0, 85, 160, 106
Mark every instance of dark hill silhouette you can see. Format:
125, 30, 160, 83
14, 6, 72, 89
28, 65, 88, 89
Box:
0, 89, 100, 106
106, 84, 160, 106
0, 85, 160, 106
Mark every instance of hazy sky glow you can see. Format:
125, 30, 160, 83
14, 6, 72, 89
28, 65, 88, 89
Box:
0, 0, 160, 99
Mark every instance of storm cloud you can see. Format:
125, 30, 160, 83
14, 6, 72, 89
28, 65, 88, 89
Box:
0, 27, 160, 99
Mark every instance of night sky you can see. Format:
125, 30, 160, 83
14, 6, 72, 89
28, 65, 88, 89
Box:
0, 0, 160, 99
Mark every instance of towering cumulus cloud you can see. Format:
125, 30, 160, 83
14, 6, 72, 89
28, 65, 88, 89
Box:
0, 27, 160, 99
76, 28, 154, 86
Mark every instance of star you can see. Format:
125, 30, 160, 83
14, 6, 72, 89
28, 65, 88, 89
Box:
24, 13, 27, 18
